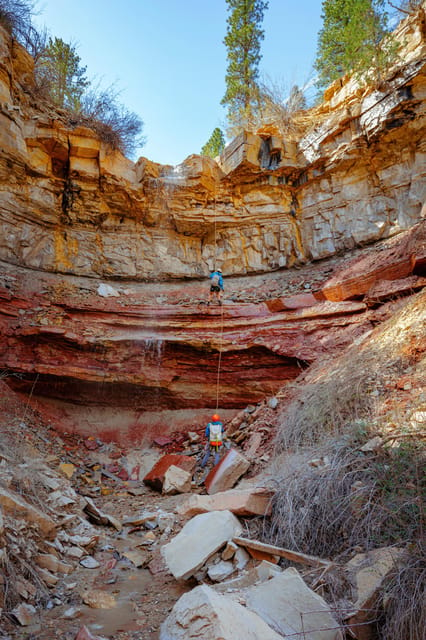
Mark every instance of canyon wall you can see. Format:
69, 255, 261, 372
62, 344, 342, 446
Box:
0, 9, 425, 443
0, 11, 424, 280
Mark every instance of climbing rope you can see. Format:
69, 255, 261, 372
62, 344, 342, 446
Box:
213, 194, 218, 272
215, 302, 224, 411
211, 191, 224, 411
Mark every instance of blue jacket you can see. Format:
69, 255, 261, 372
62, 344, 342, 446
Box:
210, 271, 224, 289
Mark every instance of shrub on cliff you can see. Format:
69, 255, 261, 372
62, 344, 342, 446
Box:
71, 84, 145, 158
0, 0, 33, 38
248, 77, 310, 138
33, 37, 145, 158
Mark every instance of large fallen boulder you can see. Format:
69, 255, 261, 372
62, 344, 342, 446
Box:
162, 465, 192, 495
143, 454, 196, 492
204, 449, 250, 494
244, 567, 343, 640
160, 584, 284, 640
162, 510, 242, 580
177, 487, 273, 517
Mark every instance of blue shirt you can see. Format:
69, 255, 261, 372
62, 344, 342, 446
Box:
210, 271, 224, 289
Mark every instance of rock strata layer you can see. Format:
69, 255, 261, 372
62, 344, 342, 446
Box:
0, 9, 425, 441
0, 10, 424, 279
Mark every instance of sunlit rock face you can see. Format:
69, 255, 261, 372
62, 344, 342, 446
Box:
0, 222, 423, 442
0, 12, 425, 280
0, 10, 425, 443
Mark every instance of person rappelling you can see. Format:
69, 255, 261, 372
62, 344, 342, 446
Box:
207, 268, 224, 305
200, 413, 225, 468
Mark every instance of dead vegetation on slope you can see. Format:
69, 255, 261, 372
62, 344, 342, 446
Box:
267, 289, 426, 638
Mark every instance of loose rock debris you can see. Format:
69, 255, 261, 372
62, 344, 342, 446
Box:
0, 390, 419, 639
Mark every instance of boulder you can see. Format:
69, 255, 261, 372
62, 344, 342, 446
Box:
97, 283, 120, 297
162, 465, 192, 495
75, 626, 108, 640
83, 497, 121, 531
35, 553, 73, 574
81, 589, 117, 609
177, 487, 273, 517
162, 510, 242, 580
0, 487, 56, 539
345, 547, 405, 639
234, 547, 250, 570
222, 540, 238, 561
207, 560, 234, 582
244, 567, 343, 639
160, 584, 283, 640
11, 603, 37, 626
204, 449, 250, 495
214, 560, 282, 594
144, 454, 196, 492
346, 547, 405, 609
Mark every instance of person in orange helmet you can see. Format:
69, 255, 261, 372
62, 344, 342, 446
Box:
201, 413, 225, 468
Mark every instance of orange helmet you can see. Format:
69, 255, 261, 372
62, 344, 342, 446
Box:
212, 414, 220, 421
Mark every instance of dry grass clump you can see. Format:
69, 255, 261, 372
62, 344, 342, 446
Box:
266, 291, 425, 637
268, 434, 425, 558
265, 292, 425, 638
275, 290, 425, 451
379, 542, 426, 640
269, 292, 425, 553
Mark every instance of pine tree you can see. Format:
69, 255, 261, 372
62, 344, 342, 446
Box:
221, 0, 268, 133
36, 37, 89, 110
315, 0, 397, 92
201, 127, 226, 158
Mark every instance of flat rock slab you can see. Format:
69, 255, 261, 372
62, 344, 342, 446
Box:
345, 546, 405, 638
144, 454, 196, 492
365, 275, 426, 303
213, 560, 282, 594
162, 510, 242, 580
0, 487, 56, 539
177, 487, 274, 517
244, 567, 343, 640
204, 449, 250, 495
266, 292, 319, 311
207, 560, 234, 582
346, 547, 405, 608
160, 584, 283, 640
162, 464, 192, 495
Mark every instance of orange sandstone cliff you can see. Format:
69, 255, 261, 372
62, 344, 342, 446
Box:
0, 10, 424, 442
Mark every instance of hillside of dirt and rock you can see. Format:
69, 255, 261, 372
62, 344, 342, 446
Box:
0, 5, 425, 640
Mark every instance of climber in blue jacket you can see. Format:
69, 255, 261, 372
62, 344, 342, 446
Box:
207, 269, 224, 305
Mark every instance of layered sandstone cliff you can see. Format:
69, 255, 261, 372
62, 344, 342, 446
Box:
0, 10, 424, 279
0, 9, 425, 442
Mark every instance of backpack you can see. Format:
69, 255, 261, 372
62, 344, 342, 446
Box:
209, 422, 223, 445
211, 273, 220, 286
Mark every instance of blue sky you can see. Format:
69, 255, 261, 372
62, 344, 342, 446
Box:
34, 1, 323, 166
